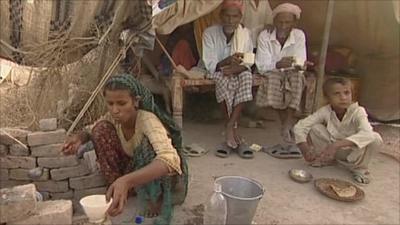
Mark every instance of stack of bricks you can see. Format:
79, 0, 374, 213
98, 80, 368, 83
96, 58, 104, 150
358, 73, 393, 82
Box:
0, 184, 73, 224
0, 118, 107, 213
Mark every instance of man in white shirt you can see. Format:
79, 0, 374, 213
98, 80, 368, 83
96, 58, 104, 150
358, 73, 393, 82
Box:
202, 0, 254, 156
255, 3, 306, 144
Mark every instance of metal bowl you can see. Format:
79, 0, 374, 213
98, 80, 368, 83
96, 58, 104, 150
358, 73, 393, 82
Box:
289, 169, 313, 183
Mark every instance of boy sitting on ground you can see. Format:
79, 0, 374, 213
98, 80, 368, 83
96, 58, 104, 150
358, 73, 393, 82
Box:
293, 77, 382, 184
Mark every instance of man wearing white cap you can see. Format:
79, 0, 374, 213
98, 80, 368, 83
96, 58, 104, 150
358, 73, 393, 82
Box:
202, 0, 255, 158
255, 3, 307, 145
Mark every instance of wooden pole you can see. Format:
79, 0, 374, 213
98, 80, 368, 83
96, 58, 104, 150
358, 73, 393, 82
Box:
313, 0, 335, 111
155, 36, 178, 70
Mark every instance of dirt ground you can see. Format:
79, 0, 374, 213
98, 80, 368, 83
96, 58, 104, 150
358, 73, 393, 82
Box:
108, 119, 400, 225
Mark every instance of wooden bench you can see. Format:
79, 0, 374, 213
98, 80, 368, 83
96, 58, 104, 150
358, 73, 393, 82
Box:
170, 73, 317, 128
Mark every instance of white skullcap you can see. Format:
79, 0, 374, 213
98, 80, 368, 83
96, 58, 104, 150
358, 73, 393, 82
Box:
272, 3, 302, 20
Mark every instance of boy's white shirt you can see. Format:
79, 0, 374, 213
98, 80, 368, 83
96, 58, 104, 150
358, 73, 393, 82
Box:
294, 102, 383, 149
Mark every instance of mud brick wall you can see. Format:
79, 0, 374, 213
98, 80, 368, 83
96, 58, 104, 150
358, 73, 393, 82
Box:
0, 119, 107, 213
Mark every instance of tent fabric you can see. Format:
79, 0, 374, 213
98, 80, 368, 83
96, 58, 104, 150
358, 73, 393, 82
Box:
268, 0, 399, 121
0, 0, 153, 66
153, 0, 223, 35
193, 6, 222, 57
393, 0, 400, 23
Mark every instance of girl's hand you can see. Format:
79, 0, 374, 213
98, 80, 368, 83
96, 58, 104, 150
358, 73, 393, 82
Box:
61, 134, 82, 155
106, 176, 131, 217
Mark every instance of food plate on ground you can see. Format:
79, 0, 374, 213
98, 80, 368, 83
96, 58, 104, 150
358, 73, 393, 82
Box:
288, 169, 313, 183
314, 178, 365, 202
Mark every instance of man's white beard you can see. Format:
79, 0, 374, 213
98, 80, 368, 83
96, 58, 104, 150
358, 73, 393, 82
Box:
276, 30, 289, 40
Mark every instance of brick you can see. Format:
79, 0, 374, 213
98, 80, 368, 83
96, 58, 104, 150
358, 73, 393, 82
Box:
38, 155, 79, 168
0, 184, 37, 223
0, 180, 30, 189
83, 151, 99, 173
31, 143, 63, 157
73, 186, 107, 201
39, 118, 57, 131
34, 180, 69, 193
50, 163, 90, 181
0, 144, 8, 156
0, 128, 30, 145
69, 174, 107, 190
9, 200, 72, 225
0, 169, 8, 180
9, 144, 30, 156
9, 168, 49, 181
0, 156, 36, 169
50, 190, 73, 200
27, 129, 66, 146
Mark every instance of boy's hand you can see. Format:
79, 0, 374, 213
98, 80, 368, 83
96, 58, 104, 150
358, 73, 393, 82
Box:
318, 144, 338, 162
297, 142, 316, 162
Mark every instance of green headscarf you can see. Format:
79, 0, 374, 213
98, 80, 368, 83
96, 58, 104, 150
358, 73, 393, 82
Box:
104, 74, 187, 225
104, 73, 182, 150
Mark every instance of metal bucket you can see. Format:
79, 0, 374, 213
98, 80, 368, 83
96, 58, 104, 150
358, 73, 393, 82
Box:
215, 176, 264, 225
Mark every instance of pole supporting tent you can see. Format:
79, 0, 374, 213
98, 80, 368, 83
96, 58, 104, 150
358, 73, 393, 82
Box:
313, 0, 335, 111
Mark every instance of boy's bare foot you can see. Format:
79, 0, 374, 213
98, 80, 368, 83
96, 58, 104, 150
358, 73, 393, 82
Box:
226, 124, 238, 149
302, 149, 317, 162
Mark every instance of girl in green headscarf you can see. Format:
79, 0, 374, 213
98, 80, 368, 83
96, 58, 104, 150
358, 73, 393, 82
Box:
62, 74, 188, 225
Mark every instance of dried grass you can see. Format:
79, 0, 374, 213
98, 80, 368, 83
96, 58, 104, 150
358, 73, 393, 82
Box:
0, 41, 121, 131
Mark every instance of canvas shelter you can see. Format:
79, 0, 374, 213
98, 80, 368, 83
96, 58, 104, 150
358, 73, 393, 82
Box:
0, 0, 398, 121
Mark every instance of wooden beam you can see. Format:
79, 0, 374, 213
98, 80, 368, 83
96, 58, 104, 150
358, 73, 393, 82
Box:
314, 0, 335, 111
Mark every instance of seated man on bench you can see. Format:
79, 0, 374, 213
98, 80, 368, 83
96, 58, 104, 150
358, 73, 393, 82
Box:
202, 0, 254, 158
255, 3, 306, 146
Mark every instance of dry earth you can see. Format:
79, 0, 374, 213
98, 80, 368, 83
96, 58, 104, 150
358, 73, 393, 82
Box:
106, 120, 399, 225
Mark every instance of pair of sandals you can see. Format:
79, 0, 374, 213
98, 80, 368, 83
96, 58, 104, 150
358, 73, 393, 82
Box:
215, 142, 254, 159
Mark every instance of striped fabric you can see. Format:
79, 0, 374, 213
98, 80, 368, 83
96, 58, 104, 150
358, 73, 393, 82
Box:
256, 71, 305, 111
209, 71, 253, 116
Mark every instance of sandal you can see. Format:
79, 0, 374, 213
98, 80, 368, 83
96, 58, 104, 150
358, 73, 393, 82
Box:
183, 143, 208, 157
237, 143, 254, 159
352, 170, 370, 185
264, 144, 302, 159
309, 160, 335, 167
215, 143, 232, 158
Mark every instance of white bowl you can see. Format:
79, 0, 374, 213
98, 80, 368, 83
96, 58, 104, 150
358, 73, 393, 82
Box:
80, 195, 112, 223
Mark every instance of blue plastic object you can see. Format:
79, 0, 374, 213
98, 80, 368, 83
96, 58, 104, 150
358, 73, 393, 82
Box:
135, 216, 144, 224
